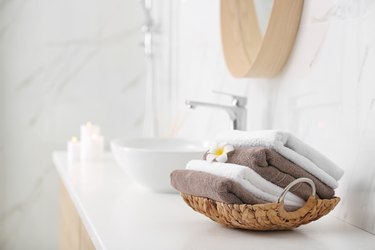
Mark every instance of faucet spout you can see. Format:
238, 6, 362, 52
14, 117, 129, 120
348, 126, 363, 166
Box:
185, 92, 247, 130
185, 100, 237, 120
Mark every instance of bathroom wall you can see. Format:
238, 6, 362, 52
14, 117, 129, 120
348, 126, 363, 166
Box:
168, 0, 375, 234
0, 0, 146, 249
270, 0, 375, 234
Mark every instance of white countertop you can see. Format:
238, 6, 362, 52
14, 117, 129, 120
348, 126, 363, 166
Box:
53, 152, 375, 250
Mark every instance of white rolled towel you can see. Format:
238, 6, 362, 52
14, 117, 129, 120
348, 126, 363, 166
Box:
186, 160, 305, 207
216, 130, 344, 188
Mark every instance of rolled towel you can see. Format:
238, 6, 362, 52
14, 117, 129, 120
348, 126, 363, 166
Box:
186, 160, 305, 207
204, 147, 335, 199
170, 169, 268, 204
216, 130, 344, 187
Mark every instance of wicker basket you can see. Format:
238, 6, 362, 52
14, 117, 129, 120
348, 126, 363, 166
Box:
181, 178, 340, 231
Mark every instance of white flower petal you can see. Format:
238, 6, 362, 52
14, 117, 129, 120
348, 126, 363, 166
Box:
206, 154, 216, 162
215, 153, 228, 163
223, 144, 234, 153
208, 144, 219, 154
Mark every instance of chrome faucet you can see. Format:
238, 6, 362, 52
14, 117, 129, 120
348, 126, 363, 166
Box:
185, 91, 247, 130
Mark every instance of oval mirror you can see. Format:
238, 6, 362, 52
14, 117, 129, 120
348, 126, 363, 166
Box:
220, 0, 304, 78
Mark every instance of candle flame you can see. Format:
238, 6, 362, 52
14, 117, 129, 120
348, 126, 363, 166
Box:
71, 136, 78, 142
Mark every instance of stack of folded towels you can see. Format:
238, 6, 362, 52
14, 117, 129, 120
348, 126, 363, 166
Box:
170, 130, 344, 208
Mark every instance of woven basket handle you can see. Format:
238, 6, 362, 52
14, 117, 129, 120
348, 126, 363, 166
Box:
276, 177, 317, 220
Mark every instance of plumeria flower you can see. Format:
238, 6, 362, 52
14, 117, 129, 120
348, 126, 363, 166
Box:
206, 143, 234, 163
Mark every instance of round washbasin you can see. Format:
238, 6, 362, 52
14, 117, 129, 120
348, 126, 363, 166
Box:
111, 138, 208, 193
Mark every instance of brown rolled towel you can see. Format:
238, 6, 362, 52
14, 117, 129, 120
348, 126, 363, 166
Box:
170, 169, 269, 204
204, 147, 334, 200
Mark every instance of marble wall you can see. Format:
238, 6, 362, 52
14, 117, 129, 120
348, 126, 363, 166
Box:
168, 0, 375, 234
270, 0, 375, 235
0, 0, 146, 249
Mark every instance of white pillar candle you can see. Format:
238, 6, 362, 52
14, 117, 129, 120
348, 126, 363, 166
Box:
80, 122, 100, 143
81, 134, 104, 161
67, 137, 81, 163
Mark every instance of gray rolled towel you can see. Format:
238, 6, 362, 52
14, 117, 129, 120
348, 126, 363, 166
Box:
204, 147, 334, 200
170, 169, 268, 204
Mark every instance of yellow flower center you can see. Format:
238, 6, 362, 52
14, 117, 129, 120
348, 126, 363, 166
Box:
213, 147, 224, 156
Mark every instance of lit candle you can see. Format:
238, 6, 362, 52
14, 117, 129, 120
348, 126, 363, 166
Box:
67, 136, 81, 163
80, 122, 100, 143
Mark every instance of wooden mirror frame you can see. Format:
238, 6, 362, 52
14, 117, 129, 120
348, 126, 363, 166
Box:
221, 0, 304, 78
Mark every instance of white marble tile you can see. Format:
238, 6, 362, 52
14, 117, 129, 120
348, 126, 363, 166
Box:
0, 0, 146, 249
269, 1, 375, 235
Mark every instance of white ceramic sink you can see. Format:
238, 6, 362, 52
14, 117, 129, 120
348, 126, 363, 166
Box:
111, 138, 208, 193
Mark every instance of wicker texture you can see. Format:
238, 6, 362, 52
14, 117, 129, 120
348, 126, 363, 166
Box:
181, 193, 340, 231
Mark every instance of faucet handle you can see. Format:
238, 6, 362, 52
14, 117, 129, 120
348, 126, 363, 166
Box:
212, 90, 247, 106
